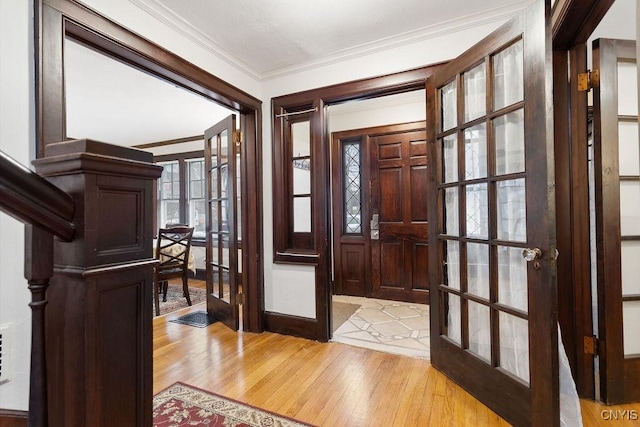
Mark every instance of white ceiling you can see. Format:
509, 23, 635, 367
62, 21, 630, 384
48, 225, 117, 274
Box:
135, 0, 531, 79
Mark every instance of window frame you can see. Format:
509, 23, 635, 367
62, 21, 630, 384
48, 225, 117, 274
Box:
155, 150, 206, 244
272, 103, 320, 263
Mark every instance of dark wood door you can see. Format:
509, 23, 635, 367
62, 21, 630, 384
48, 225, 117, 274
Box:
331, 122, 427, 302
593, 38, 640, 404
370, 129, 429, 303
205, 115, 239, 330
426, 0, 559, 425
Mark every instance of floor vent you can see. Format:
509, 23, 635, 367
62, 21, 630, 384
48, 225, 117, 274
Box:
0, 323, 13, 384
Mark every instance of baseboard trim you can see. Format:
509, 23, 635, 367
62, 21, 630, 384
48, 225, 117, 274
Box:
263, 311, 318, 341
0, 409, 28, 427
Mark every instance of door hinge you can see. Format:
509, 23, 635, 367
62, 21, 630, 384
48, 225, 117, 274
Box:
233, 130, 243, 146
584, 335, 599, 355
236, 292, 245, 305
578, 70, 599, 92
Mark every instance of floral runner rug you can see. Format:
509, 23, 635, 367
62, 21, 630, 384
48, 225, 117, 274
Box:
153, 382, 315, 427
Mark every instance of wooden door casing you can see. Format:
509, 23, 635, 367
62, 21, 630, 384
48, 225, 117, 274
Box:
331, 122, 427, 303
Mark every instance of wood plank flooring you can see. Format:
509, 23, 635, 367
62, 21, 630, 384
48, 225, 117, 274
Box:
154, 300, 640, 426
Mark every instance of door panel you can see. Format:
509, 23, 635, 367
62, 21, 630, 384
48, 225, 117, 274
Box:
204, 115, 239, 330
593, 38, 640, 404
340, 244, 366, 296
427, 0, 558, 425
371, 129, 429, 303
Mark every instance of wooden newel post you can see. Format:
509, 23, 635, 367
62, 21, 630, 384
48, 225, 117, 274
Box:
24, 225, 53, 427
33, 140, 162, 427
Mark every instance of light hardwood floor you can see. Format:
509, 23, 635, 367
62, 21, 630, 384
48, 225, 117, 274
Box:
154, 300, 640, 426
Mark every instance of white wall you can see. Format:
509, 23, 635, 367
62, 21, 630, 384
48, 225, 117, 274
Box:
328, 90, 426, 134
0, 0, 34, 411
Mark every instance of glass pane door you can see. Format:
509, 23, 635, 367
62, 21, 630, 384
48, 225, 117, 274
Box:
427, 0, 558, 424
593, 38, 640, 404
205, 115, 239, 330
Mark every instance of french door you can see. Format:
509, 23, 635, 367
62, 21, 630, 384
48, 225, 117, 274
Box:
593, 38, 640, 404
205, 115, 239, 330
426, 0, 559, 425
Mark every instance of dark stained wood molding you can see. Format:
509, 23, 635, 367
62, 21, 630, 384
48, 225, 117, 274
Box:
552, 0, 615, 48
239, 110, 264, 332
44, 0, 260, 108
272, 64, 442, 106
0, 410, 28, 427
153, 150, 205, 163
133, 135, 203, 150
263, 312, 318, 341
37, 0, 264, 334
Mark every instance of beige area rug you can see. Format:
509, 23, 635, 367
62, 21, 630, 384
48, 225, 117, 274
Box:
332, 300, 361, 333
157, 283, 206, 316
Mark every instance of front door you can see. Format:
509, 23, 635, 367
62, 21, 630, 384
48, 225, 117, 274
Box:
331, 122, 428, 304
427, 0, 559, 425
370, 128, 429, 303
204, 115, 239, 330
593, 38, 640, 404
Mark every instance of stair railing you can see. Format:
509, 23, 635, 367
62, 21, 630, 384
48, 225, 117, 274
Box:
0, 149, 75, 427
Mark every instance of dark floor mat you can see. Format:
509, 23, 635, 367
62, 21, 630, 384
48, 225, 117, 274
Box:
169, 311, 218, 328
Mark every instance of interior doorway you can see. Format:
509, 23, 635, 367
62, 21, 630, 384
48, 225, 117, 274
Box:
328, 90, 428, 303
39, 0, 264, 333
327, 91, 430, 358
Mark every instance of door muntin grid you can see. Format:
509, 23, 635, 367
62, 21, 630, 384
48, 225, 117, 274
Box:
207, 129, 233, 303
437, 38, 530, 385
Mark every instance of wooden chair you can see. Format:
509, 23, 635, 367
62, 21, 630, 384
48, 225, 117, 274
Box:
165, 222, 188, 228
154, 226, 194, 316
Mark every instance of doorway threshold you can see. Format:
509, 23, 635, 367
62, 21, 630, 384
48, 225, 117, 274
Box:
331, 295, 430, 359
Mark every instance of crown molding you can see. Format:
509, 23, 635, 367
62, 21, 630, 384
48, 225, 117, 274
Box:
128, 0, 532, 82
128, 0, 263, 80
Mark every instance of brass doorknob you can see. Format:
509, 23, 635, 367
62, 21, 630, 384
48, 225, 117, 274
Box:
522, 248, 542, 262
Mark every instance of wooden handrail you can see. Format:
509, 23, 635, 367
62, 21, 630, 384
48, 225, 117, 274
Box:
0, 150, 74, 241
0, 149, 76, 427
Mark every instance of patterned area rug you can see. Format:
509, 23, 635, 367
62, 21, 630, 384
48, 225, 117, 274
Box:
157, 284, 206, 316
153, 383, 315, 427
